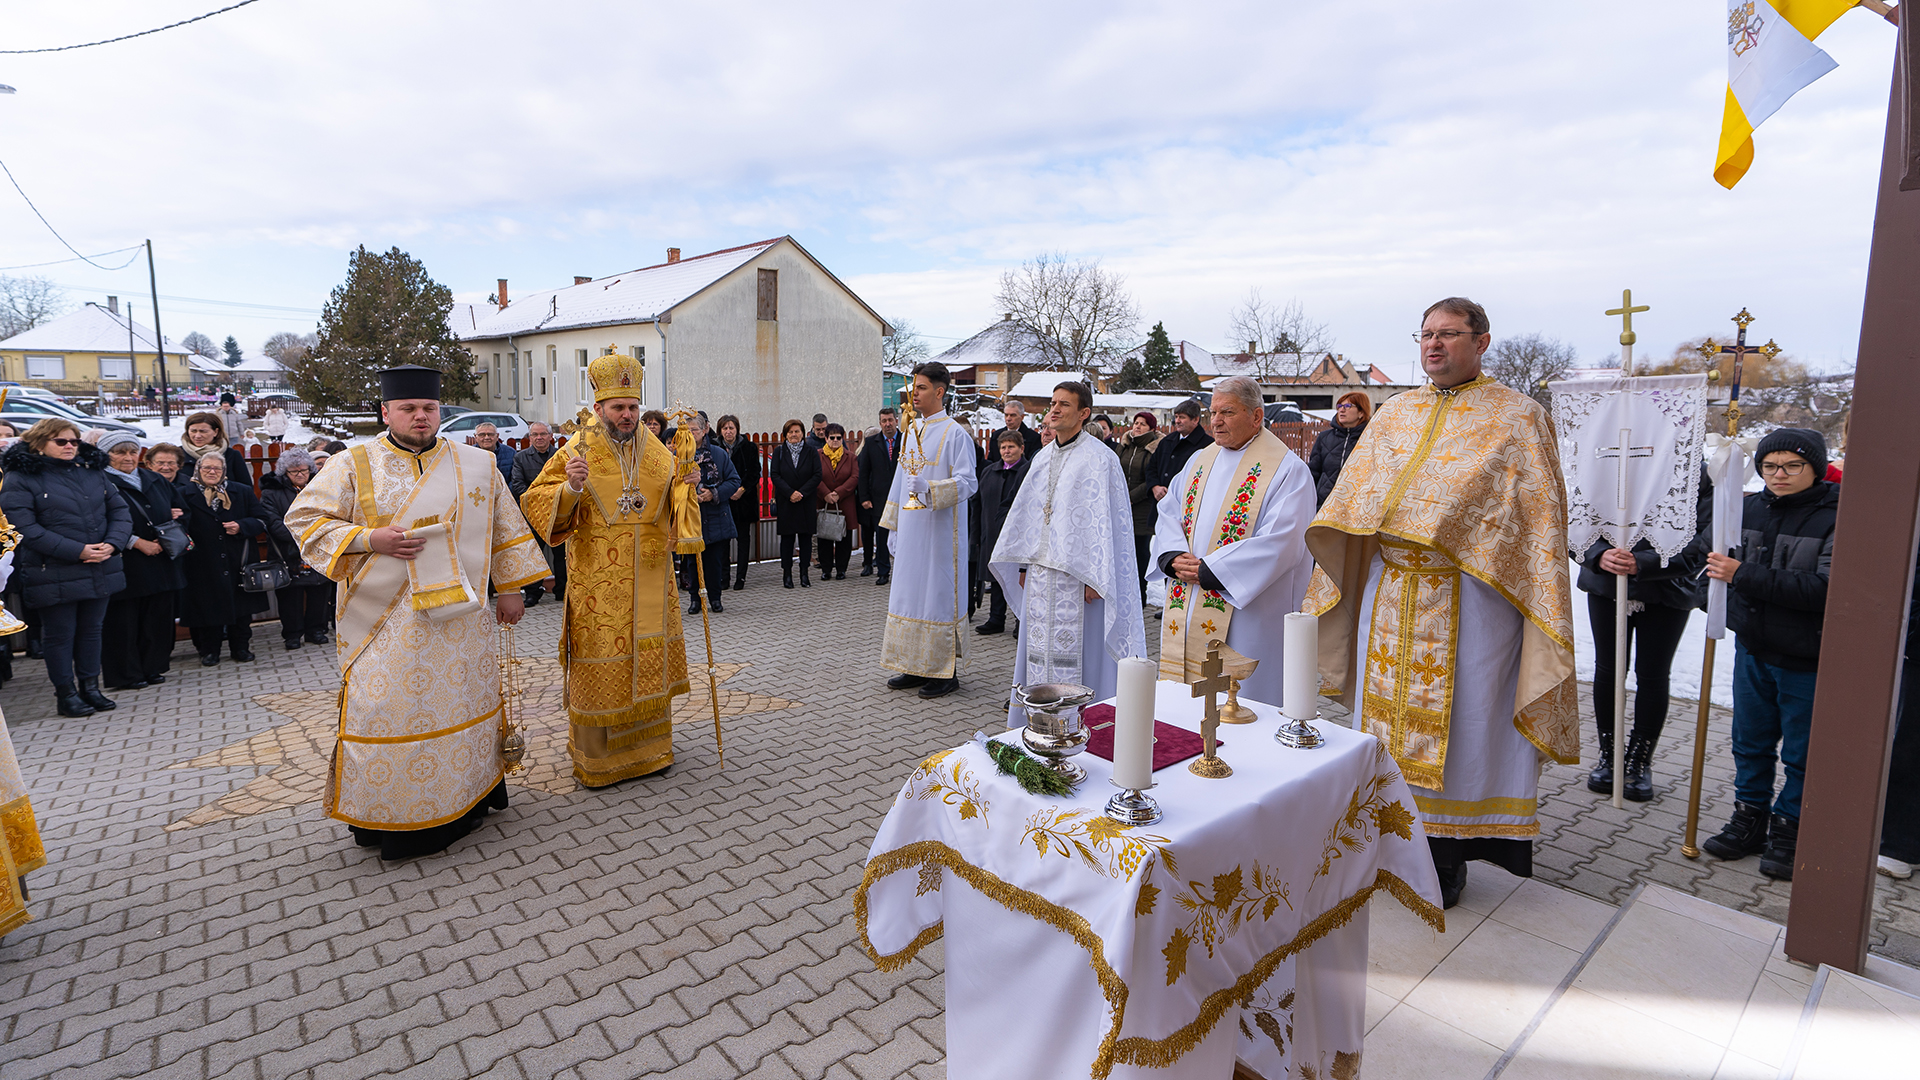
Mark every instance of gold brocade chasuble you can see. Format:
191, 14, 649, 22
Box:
1159, 429, 1289, 684
285, 436, 550, 830
521, 428, 700, 787
1305, 376, 1579, 790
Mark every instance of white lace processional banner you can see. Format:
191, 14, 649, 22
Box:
1547, 373, 1709, 563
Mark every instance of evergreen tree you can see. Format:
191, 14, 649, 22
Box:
294, 246, 476, 413
1115, 322, 1202, 392
222, 336, 244, 367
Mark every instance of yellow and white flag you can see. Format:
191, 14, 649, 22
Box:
1715, 0, 1855, 188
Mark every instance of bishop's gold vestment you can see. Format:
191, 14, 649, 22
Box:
521, 427, 700, 787
287, 436, 550, 831
1307, 376, 1578, 838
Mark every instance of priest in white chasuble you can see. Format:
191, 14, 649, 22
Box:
520, 351, 701, 788
880, 361, 979, 700
1307, 297, 1578, 908
286, 366, 550, 861
1149, 376, 1316, 706
990, 381, 1146, 726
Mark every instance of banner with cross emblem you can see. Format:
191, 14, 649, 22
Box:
1547, 373, 1709, 563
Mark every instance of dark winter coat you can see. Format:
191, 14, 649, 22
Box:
180, 440, 251, 493
724, 437, 761, 537
1728, 481, 1841, 671
0, 441, 132, 609
175, 477, 270, 627
509, 443, 560, 501
693, 439, 741, 542
107, 467, 186, 598
769, 441, 821, 535
486, 441, 515, 480
1576, 467, 1713, 612
815, 448, 858, 533
1115, 432, 1161, 536
970, 457, 1030, 566
1307, 421, 1367, 507
1145, 427, 1214, 492
990, 424, 1042, 460
856, 430, 900, 527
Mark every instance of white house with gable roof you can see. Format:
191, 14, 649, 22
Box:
453, 237, 890, 434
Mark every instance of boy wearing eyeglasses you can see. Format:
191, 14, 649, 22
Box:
1701, 428, 1839, 881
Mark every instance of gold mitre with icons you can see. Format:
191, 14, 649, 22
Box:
587, 347, 644, 403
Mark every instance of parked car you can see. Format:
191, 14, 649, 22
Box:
0, 398, 147, 438
1263, 402, 1305, 426
438, 411, 529, 442
438, 404, 474, 420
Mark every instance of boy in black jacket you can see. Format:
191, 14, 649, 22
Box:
1701, 428, 1840, 880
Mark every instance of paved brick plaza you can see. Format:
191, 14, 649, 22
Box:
0, 569, 1914, 1079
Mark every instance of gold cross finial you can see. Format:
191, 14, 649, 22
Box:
1733, 308, 1755, 330
1757, 339, 1783, 360
1697, 338, 1720, 364
1605, 289, 1650, 347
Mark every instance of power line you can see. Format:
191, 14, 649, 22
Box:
0, 155, 140, 271
0, 1, 269, 55
50, 286, 318, 315
0, 246, 145, 273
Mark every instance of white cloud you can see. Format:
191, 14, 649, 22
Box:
0, 2, 1894, 368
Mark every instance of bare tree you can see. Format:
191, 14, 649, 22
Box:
180, 331, 222, 359
262, 331, 318, 365
882, 318, 930, 370
1485, 333, 1578, 409
0, 275, 67, 340
1226, 290, 1334, 380
993, 254, 1140, 373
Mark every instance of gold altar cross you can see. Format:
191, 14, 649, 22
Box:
1606, 289, 1650, 348
1188, 646, 1234, 778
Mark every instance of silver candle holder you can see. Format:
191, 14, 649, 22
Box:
1104, 779, 1163, 826
1274, 708, 1326, 750
1012, 682, 1097, 786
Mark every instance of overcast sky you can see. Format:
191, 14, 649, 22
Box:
0, 1, 1899, 377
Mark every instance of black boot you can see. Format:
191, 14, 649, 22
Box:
687, 597, 702, 615
77, 676, 116, 711
917, 677, 959, 699
1702, 801, 1771, 860
709, 595, 723, 614
887, 672, 930, 691
1622, 735, 1655, 802
799, 565, 811, 588
1759, 813, 1799, 880
1586, 726, 1615, 795
734, 571, 747, 590
54, 682, 94, 717
783, 568, 795, 589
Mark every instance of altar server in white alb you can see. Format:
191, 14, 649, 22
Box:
990, 381, 1146, 726
880, 361, 979, 699
1149, 376, 1316, 704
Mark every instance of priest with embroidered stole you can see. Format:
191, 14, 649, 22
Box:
1148, 375, 1316, 706
990, 381, 1146, 726
521, 351, 702, 787
880, 361, 979, 700
286, 365, 550, 860
1306, 298, 1577, 908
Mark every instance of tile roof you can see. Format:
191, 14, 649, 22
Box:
0, 302, 186, 355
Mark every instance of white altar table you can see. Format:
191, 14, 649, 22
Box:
856, 682, 1443, 1079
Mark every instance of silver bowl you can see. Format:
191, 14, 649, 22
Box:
1012, 682, 1097, 786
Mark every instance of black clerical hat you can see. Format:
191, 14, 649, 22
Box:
379, 365, 441, 402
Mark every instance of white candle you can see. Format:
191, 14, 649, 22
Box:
1284, 612, 1319, 720
1112, 657, 1157, 790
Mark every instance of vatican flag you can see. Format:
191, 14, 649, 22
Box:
1715, 0, 1855, 189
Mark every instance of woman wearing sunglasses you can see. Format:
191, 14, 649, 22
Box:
0, 419, 132, 717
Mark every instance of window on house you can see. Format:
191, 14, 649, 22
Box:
984, 371, 1000, 388
493, 354, 503, 398
576, 349, 589, 401
757, 269, 777, 321
630, 345, 645, 364
98, 357, 133, 381
25, 356, 62, 380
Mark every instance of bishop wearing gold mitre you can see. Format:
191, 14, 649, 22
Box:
521, 350, 702, 787
1306, 298, 1578, 908
286, 365, 551, 860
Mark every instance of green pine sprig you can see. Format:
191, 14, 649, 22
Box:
979, 736, 1077, 797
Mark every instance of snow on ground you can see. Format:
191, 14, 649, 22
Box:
139, 415, 370, 451
1568, 558, 1736, 709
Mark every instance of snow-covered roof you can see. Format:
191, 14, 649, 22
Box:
1096, 392, 1194, 411
1005, 369, 1099, 399
455, 236, 889, 341
186, 352, 286, 374
928, 318, 1048, 371
0, 303, 187, 355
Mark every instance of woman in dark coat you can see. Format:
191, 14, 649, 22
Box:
179, 410, 251, 490
769, 418, 821, 588
176, 452, 269, 666
99, 431, 185, 690
258, 448, 332, 651
718, 415, 760, 590
0, 419, 132, 716
970, 430, 1031, 634
814, 424, 859, 581
1307, 392, 1372, 506
686, 414, 741, 615
1115, 411, 1162, 605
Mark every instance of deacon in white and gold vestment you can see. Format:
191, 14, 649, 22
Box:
1148, 377, 1316, 706
880, 362, 978, 697
286, 366, 549, 859
1307, 300, 1577, 894
520, 351, 700, 787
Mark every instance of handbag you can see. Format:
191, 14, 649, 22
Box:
815, 509, 847, 542
241, 560, 292, 593
153, 520, 190, 559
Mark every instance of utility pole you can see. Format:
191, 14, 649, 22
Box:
145, 239, 170, 425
